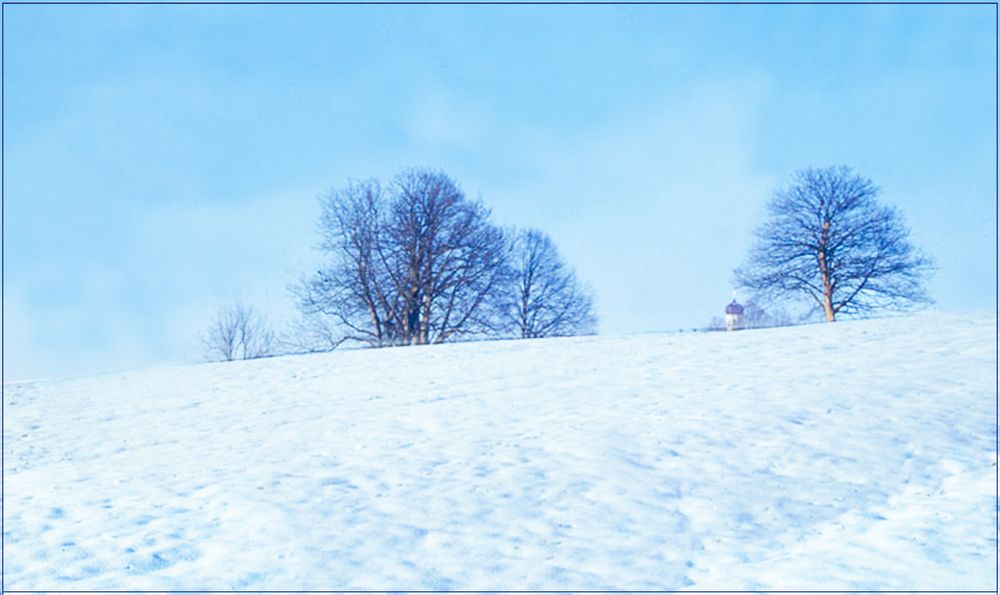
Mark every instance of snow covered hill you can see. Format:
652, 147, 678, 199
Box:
3, 312, 996, 590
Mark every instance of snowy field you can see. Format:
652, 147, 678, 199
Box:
3, 311, 996, 590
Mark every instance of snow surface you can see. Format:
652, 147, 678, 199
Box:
3, 312, 996, 590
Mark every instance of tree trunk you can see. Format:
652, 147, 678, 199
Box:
822, 283, 835, 322
818, 221, 835, 322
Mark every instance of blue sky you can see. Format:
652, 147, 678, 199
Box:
3, 4, 996, 380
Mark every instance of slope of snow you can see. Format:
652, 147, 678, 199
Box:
3, 312, 996, 590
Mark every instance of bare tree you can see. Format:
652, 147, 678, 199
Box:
734, 166, 933, 322
507, 228, 597, 338
204, 303, 276, 361
298, 169, 512, 347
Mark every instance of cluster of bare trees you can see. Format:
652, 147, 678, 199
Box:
295, 172, 508, 347
205, 168, 597, 361
294, 169, 596, 349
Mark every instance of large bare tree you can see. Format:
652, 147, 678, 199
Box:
297, 169, 511, 347
734, 166, 933, 322
508, 228, 597, 338
203, 303, 275, 361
